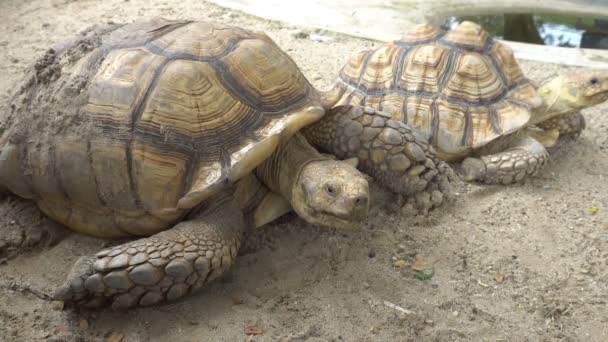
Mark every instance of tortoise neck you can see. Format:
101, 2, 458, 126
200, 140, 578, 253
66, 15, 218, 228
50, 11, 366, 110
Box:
320, 85, 345, 111
532, 76, 576, 125
255, 133, 327, 204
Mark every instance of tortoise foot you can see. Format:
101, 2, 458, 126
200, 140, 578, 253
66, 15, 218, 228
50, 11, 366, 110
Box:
54, 198, 244, 310
0, 198, 70, 261
460, 136, 548, 185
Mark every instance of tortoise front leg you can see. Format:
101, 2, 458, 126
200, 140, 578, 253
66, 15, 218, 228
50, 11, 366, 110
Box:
460, 135, 548, 185
303, 105, 453, 213
54, 193, 244, 310
537, 111, 586, 142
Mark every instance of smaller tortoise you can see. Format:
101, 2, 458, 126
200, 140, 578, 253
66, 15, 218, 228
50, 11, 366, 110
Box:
328, 21, 608, 184
0, 18, 448, 309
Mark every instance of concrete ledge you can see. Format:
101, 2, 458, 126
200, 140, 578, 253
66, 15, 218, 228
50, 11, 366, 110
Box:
210, 0, 608, 68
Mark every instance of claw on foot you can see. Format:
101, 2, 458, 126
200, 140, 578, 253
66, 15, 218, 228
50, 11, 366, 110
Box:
54, 255, 101, 307
459, 157, 486, 182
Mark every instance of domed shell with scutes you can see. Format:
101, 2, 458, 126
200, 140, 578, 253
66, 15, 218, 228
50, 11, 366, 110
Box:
332, 21, 543, 161
0, 18, 323, 238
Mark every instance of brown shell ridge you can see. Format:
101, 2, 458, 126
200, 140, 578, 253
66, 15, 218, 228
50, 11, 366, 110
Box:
85, 139, 107, 207
338, 45, 403, 94
101, 105, 265, 162
488, 106, 503, 135
431, 32, 518, 95
83, 139, 133, 236
394, 30, 447, 47
99, 23, 254, 65
143, 35, 254, 62
335, 80, 367, 106
461, 107, 473, 146
341, 35, 528, 109
127, 108, 263, 155
392, 46, 411, 91
438, 49, 458, 91
145, 20, 193, 37
505, 97, 533, 110
48, 143, 74, 224
401, 94, 409, 125
435, 36, 524, 104
353, 46, 385, 89
436, 33, 493, 53
334, 81, 523, 109
123, 59, 172, 214
128, 20, 196, 50
93, 21, 256, 73
218, 148, 233, 184
211, 59, 314, 114
483, 41, 511, 91
429, 99, 440, 144
100, 37, 264, 215
92, 21, 195, 66
120, 43, 270, 149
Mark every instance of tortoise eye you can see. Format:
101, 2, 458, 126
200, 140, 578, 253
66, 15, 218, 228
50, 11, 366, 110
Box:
590, 78, 599, 85
325, 184, 336, 196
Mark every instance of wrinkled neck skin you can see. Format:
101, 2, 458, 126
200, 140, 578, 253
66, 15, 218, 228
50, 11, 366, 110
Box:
254, 132, 369, 229
320, 85, 346, 111
533, 76, 578, 125
254, 133, 327, 206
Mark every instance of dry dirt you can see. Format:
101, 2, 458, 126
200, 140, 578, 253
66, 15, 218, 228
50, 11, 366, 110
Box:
1, 0, 607, 341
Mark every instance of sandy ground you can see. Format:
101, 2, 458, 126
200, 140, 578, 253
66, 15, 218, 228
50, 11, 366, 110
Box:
1, 0, 607, 341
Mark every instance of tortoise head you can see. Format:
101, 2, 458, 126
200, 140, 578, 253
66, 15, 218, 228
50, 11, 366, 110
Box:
533, 71, 608, 124
292, 158, 369, 229
561, 71, 608, 109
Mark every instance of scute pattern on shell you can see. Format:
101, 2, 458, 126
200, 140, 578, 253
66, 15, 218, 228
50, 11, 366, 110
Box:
332, 21, 543, 160
1, 18, 322, 237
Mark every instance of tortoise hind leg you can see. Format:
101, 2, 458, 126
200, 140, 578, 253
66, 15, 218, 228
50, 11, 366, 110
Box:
460, 134, 548, 184
54, 191, 244, 310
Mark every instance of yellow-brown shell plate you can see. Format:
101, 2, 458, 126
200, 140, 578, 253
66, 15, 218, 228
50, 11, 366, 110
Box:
1, 18, 321, 237
334, 21, 542, 159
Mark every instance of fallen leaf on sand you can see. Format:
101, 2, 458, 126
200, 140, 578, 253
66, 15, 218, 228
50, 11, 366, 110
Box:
78, 318, 89, 330
51, 301, 64, 311
52, 326, 69, 336
244, 325, 263, 335
394, 259, 406, 268
415, 269, 435, 280
106, 333, 124, 342
589, 207, 599, 215
411, 255, 425, 271
230, 292, 244, 305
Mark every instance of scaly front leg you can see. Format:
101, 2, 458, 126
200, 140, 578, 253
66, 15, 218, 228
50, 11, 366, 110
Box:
54, 193, 244, 310
460, 135, 548, 184
304, 105, 453, 214
537, 111, 586, 143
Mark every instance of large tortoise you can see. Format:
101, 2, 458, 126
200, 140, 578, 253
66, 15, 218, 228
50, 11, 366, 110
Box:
0, 18, 449, 309
327, 21, 608, 184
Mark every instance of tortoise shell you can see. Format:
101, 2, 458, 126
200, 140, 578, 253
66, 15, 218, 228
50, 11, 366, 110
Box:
332, 21, 543, 160
0, 18, 323, 237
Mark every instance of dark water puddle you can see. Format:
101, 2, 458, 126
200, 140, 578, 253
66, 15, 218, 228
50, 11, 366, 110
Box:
443, 14, 608, 49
